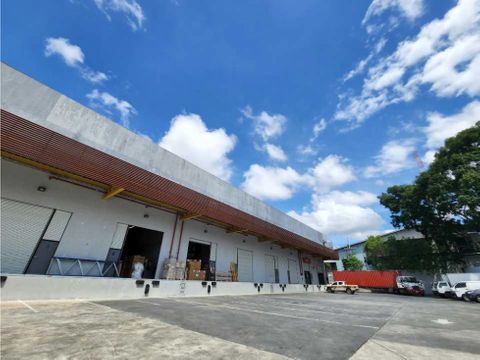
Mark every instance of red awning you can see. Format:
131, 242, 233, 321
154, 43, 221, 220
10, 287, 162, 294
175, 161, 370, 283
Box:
1, 109, 337, 259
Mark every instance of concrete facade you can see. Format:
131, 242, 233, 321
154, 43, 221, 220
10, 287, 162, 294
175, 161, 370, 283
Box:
0, 62, 324, 245
1, 158, 328, 285
0, 62, 335, 300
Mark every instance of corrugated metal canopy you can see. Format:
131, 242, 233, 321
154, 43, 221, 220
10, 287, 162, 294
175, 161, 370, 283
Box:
1, 109, 338, 259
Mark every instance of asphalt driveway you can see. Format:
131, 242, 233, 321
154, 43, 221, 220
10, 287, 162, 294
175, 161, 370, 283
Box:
2, 292, 479, 359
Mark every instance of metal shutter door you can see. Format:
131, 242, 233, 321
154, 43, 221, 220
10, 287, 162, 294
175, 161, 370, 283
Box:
110, 223, 128, 250
43, 210, 71, 241
265, 255, 276, 283
237, 249, 253, 282
288, 259, 299, 284
1, 199, 53, 274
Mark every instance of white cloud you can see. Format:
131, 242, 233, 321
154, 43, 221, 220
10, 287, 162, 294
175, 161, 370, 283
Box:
45, 37, 109, 84
307, 155, 356, 193
86, 89, 136, 127
45, 37, 84, 67
241, 106, 287, 141
336, 0, 480, 126
263, 143, 287, 162
241, 154, 357, 201
159, 114, 237, 181
297, 145, 318, 156
311, 118, 327, 141
424, 100, 480, 149
422, 150, 436, 165
80, 68, 109, 84
344, 38, 387, 81
320, 190, 378, 206
288, 190, 384, 237
364, 139, 417, 177
93, 0, 146, 31
241, 165, 305, 201
363, 0, 425, 25
421, 34, 480, 97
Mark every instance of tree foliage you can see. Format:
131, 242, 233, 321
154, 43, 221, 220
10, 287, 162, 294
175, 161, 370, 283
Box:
378, 122, 480, 272
342, 254, 364, 271
365, 235, 437, 272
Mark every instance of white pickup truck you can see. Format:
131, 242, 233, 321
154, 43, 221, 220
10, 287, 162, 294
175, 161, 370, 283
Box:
325, 281, 359, 295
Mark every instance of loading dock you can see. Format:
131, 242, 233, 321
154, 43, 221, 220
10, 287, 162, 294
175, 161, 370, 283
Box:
0, 63, 337, 291
119, 226, 163, 279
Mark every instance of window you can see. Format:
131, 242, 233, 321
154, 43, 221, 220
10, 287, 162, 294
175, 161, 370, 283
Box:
455, 282, 466, 288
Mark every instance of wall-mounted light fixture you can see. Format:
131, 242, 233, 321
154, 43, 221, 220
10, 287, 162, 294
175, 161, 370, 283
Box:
37, 186, 47, 192
143, 214, 149, 219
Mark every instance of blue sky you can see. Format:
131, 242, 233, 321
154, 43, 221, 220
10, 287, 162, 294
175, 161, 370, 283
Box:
2, 0, 479, 247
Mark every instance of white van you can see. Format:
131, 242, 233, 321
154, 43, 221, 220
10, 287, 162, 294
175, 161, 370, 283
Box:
452, 281, 480, 300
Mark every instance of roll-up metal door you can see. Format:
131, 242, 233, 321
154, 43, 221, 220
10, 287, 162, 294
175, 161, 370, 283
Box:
288, 259, 299, 284
110, 223, 129, 250
26, 209, 72, 274
265, 255, 276, 283
237, 248, 253, 282
42, 210, 71, 241
1, 199, 53, 274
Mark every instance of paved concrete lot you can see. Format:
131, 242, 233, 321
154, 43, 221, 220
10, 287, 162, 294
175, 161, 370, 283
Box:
2, 293, 480, 360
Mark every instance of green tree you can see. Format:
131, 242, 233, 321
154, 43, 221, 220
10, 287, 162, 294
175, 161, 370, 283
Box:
364, 235, 388, 270
379, 122, 480, 272
342, 254, 364, 270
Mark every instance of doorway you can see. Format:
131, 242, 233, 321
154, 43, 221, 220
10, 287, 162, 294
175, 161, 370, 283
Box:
304, 270, 312, 285
187, 241, 211, 267
318, 272, 325, 285
119, 226, 163, 279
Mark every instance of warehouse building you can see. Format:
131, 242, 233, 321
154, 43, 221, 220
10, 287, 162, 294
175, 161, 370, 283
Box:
0, 63, 336, 293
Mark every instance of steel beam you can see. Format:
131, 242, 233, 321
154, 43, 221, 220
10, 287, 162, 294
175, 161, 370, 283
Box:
102, 186, 125, 200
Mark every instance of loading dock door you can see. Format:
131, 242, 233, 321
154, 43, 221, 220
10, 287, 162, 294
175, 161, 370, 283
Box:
237, 249, 253, 282
1, 199, 53, 274
288, 259, 299, 284
265, 255, 276, 283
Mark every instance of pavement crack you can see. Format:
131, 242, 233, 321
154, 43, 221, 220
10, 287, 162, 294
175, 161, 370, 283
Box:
371, 340, 408, 360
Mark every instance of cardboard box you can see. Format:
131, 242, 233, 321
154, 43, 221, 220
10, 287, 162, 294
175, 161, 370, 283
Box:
187, 269, 206, 281
132, 255, 145, 265
187, 260, 201, 271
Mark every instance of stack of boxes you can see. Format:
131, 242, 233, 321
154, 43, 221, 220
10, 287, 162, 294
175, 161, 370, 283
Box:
161, 257, 186, 280
186, 259, 206, 281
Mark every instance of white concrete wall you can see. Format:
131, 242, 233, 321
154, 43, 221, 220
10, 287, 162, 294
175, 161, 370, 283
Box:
2, 159, 326, 285
0, 275, 324, 301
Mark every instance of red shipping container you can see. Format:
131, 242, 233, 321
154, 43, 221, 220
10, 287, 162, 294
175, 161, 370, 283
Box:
333, 271, 401, 289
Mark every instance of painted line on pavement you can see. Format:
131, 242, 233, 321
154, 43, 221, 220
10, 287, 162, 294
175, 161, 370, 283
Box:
17, 300, 38, 313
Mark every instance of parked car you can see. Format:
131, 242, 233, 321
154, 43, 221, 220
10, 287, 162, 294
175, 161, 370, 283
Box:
396, 276, 425, 296
432, 281, 452, 297
463, 289, 480, 303
452, 281, 480, 300
326, 281, 358, 295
